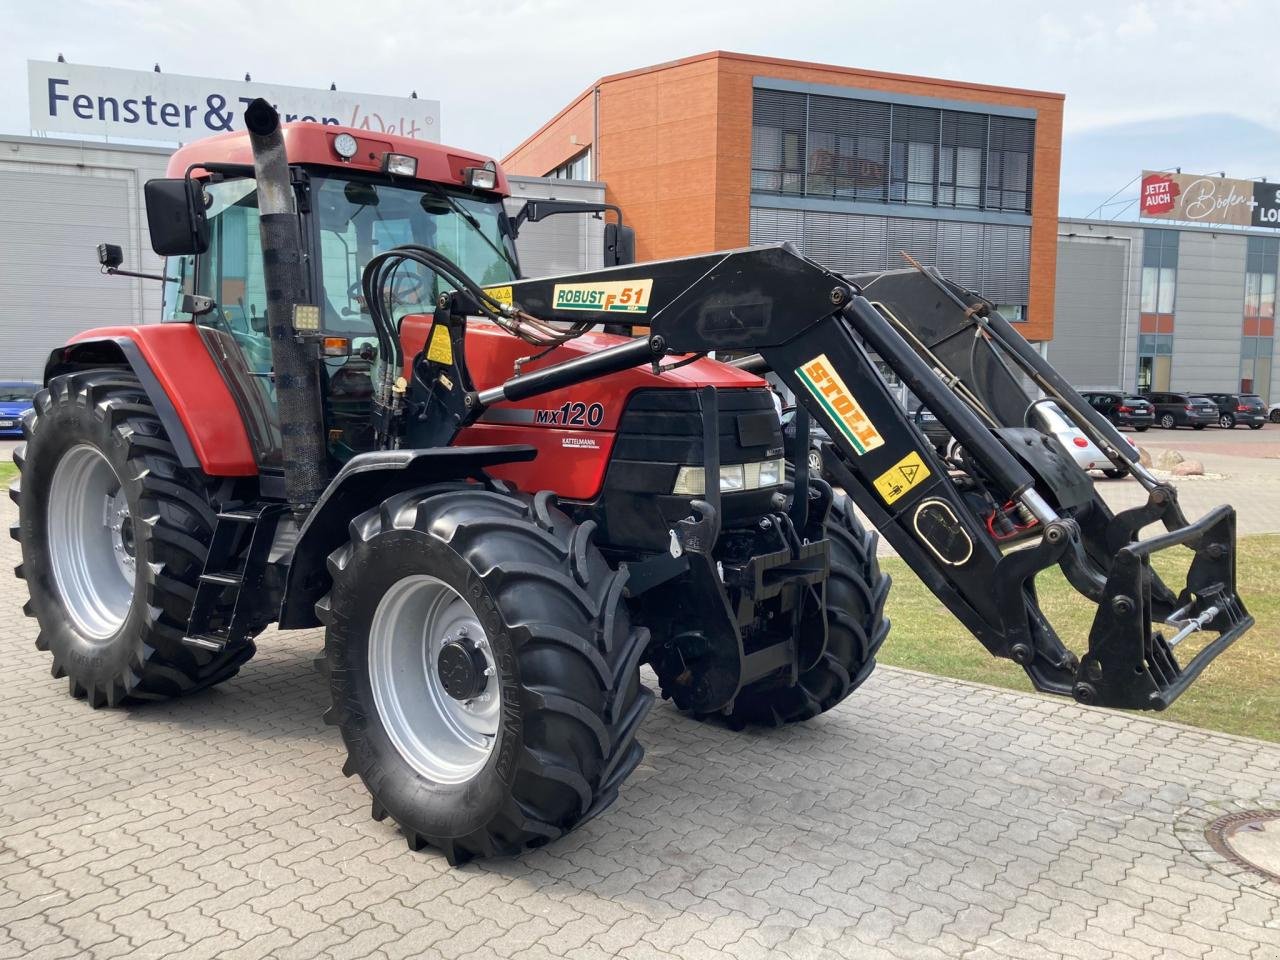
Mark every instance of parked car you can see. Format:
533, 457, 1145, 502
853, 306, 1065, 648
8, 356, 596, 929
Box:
1269, 401, 1280, 424
780, 406, 832, 477
1028, 400, 1136, 479
911, 405, 953, 457
0, 382, 37, 437
1080, 391, 1153, 431
1143, 391, 1217, 430
1202, 392, 1266, 429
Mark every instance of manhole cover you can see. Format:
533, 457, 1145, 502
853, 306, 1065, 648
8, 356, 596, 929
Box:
1205, 810, 1280, 884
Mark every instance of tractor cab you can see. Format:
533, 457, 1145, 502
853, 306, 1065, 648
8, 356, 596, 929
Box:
146, 127, 524, 465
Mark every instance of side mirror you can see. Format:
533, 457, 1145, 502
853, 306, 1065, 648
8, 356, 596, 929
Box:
144, 178, 209, 256
97, 243, 124, 269
605, 223, 636, 267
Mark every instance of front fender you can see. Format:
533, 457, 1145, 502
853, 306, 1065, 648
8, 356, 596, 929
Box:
47, 325, 257, 476
277, 445, 537, 629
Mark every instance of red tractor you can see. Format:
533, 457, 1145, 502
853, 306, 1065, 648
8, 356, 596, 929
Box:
12, 101, 1251, 864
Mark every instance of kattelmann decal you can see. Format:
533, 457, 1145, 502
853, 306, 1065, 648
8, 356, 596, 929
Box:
552, 280, 652, 314
794, 354, 885, 455
484, 285, 513, 306
873, 450, 931, 504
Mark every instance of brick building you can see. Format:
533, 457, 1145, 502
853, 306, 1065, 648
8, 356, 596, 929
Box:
504, 51, 1064, 342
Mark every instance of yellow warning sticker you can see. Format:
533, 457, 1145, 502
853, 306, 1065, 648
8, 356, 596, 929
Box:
794, 354, 885, 455
484, 285, 513, 306
873, 451, 931, 505
426, 324, 453, 365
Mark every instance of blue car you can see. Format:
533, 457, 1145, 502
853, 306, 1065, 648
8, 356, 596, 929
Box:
0, 382, 37, 437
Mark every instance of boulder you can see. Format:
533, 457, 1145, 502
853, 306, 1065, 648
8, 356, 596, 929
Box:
1171, 459, 1204, 477
1155, 448, 1185, 470
1137, 445, 1152, 468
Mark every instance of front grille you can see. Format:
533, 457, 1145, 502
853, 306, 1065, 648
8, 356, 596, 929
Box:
612, 388, 782, 464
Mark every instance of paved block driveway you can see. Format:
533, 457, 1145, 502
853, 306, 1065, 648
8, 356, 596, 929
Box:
1, 499, 1277, 960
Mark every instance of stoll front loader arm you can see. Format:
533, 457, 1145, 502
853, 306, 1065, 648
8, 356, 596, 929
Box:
411, 243, 1250, 711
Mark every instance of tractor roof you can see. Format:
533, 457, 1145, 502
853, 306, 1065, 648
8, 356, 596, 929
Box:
167, 122, 510, 195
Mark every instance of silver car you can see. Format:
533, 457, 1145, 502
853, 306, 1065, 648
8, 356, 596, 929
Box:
1028, 400, 1137, 480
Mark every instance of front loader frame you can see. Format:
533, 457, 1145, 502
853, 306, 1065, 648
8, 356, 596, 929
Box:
398, 243, 1250, 711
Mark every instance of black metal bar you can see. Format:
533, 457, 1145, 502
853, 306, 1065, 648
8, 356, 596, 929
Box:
728, 353, 768, 373
788, 404, 811, 531
842, 296, 1035, 499
700, 386, 722, 533
475, 336, 657, 406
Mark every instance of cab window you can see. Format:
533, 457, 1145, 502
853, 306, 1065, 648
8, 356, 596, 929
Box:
162, 179, 272, 377
311, 176, 518, 344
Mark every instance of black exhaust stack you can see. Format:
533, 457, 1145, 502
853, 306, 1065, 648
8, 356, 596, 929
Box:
243, 98, 329, 518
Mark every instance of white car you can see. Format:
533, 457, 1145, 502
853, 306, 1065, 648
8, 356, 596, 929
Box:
1268, 401, 1280, 424
1027, 400, 1136, 480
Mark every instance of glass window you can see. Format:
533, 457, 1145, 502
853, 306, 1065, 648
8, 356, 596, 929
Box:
0, 384, 35, 401
750, 89, 1034, 213
312, 176, 518, 339
751, 90, 806, 195
1141, 230, 1178, 315
181, 179, 273, 376
547, 148, 591, 180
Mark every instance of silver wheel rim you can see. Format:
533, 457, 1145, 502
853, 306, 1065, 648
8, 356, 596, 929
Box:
47, 444, 136, 640
1220, 415, 1232, 428
808, 450, 823, 473
368, 575, 500, 784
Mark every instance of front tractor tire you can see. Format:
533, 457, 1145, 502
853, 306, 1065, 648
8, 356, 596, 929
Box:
726, 492, 890, 726
317, 485, 652, 864
13, 370, 256, 706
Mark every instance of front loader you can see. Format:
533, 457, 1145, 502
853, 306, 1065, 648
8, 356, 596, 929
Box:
12, 101, 1251, 864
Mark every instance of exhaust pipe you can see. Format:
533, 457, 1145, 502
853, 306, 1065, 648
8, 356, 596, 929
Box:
243, 98, 329, 517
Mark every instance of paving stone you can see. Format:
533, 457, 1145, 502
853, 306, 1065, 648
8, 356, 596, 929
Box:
0, 498, 1277, 959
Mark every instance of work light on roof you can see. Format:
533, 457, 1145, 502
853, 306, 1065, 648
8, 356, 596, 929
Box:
463, 160, 498, 191
333, 133, 358, 160
382, 153, 418, 178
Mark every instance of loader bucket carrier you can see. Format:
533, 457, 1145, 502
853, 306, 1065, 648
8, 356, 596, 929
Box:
13, 100, 1251, 866
398, 244, 1251, 711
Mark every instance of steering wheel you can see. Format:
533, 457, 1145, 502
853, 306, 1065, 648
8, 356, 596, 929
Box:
349, 271, 428, 303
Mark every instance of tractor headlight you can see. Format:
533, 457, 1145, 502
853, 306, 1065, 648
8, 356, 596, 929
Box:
671, 457, 786, 496
757, 457, 783, 488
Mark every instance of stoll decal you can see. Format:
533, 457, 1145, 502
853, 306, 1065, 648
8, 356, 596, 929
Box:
552, 280, 652, 314
794, 354, 884, 455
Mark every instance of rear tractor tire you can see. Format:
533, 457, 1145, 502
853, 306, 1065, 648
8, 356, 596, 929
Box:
723, 492, 890, 726
13, 369, 257, 706
317, 484, 652, 864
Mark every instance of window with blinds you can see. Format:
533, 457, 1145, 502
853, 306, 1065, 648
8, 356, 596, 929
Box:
751, 89, 806, 195
751, 88, 1035, 214
749, 205, 1030, 305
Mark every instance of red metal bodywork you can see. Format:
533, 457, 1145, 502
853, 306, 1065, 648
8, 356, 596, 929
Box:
65, 325, 257, 476
400, 316, 767, 500
167, 124, 511, 196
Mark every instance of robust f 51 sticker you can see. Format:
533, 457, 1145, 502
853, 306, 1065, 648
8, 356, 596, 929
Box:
794, 354, 885, 455
552, 279, 652, 314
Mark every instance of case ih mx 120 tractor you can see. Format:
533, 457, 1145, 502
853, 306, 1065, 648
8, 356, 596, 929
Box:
13, 101, 1251, 864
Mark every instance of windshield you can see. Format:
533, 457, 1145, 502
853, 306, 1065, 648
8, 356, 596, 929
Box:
0, 385, 34, 402
312, 175, 518, 338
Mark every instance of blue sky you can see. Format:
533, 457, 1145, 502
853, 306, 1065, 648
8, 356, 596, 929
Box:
1, 0, 1273, 217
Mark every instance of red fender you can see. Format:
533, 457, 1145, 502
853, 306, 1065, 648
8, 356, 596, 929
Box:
56, 325, 257, 476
